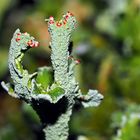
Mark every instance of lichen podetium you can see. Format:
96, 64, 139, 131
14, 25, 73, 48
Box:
1, 12, 103, 140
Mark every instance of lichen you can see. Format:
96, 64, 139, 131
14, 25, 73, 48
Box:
1, 12, 103, 140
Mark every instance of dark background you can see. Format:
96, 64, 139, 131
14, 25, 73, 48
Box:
0, 0, 140, 140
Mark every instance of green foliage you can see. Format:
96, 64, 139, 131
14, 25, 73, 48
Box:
111, 104, 140, 140
0, 50, 8, 78
47, 87, 65, 100
36, 67, 53, 89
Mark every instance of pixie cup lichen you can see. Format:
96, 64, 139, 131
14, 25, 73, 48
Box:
1, 12, 103, 140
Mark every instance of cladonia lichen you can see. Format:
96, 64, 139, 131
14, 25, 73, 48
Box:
1, 12, 103, 140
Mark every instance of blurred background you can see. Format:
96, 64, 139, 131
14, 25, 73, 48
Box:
1, 0, 140, 140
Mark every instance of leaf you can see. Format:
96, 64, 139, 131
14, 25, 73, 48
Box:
48, 87, 65, 101
36, 66, 53, 89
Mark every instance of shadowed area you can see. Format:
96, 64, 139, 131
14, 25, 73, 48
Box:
31, 96, 69, 125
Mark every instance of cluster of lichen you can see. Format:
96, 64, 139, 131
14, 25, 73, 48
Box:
1, 12, 103, 140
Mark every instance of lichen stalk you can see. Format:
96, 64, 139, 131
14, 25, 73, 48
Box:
8, 29, 39, 99
43, 12, 77, 140
48, 12, 76, 89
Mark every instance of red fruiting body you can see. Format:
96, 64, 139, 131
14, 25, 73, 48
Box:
16, 38, 20, 42
56, 22, 62, 27
34, 41, 39, 47
65, 11, 73, 19
49, 21, 54, 24
75, 59, 81, 64
49, 16, 54, 24
24, 32, 28, 35
68, 11, 73, 16
17, 33, 21, 36
30, 42, 35, 47
27, 40, 32, 46
16, 33, 21, 42
63, 19, 67, 25
27, 40, 39, 48
65, 15, 69, 20
49, 16, 54, 21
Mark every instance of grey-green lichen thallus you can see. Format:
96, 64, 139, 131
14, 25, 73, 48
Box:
1, 12, 103, 140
